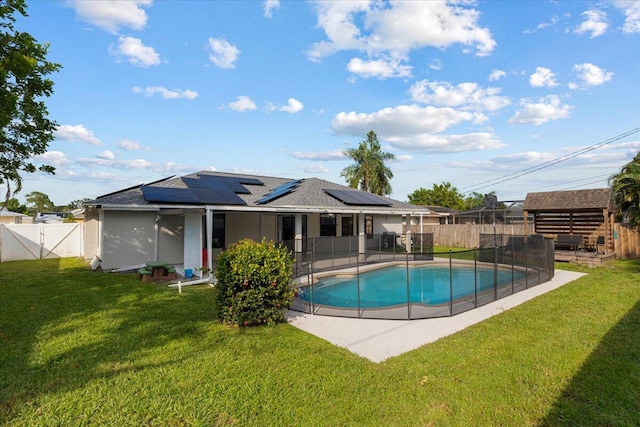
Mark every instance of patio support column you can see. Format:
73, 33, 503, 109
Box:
406, 215, 412, 254
153, 215, 159, 261
184, 213, 204, 277
206, 209, 213, 274
603, 207, 610, 255
294, 213, 303, 253
358, 212, 365, 261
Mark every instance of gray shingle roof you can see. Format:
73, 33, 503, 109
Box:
89, 171, 432, 214
523, 188, 613, 212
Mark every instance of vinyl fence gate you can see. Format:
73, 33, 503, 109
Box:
0, 223, 83, 262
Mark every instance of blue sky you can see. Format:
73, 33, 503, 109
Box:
10, 0, 640, 206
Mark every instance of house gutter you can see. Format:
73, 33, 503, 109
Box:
204, 204, 435, 216
89, 202, 443, 218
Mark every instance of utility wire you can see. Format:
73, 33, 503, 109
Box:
459, 126, 640, 195
524, 172, 613, 193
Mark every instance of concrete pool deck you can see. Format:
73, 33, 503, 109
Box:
287, 269, 586, 363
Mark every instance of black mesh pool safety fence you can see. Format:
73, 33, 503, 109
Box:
287, 233, 555, 320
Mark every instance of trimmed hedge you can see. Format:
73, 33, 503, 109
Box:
213, 239, 294, 326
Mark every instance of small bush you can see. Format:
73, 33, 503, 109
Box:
213, 239, 294, 326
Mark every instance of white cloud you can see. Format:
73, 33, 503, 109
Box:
572, 63, 613, 87
297, 164, 330, 174
386, 132, 506, 154
226, 96, 257, 112
68, 0, 151, 34
274, 98, 304, 114
574, 10, 608, 38
509, 95, 573, 126
35, 151, 71, 166
524, 15, 560, 33
529, 67, 558, 88
75, 157, 112, 167
612, 0, 640, 33
331, 104, 504, 154
110, 36, 160, 67
409, 80, 511, 112
120, 159, 152, 169
263, 0, 280, 18
393, 154, 413, 162
491, 151, 556, 165
291, 150, 345, 161
132, 86, 198, 99
207, 37, 240, 69
97, 150, 115, 160
488, 69, 506, 81
307, 1, 495, 63
332, 104, 476, 136
55, 124, 102, 145
347, 57, 412, 79
118, 139, 150, 151
428, 58, 442, 71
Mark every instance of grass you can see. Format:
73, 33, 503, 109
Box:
1, 257, 639, 426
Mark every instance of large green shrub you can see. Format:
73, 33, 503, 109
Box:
213, 239, 294, 326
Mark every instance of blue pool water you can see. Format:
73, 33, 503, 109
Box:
299, 265, 524, 308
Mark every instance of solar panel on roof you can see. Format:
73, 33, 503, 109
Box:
140, 185, 247, 205
195, 174, 258, 194
221, 180, 252, 194
324, 189, 392, 206
256, 179, 302, 204
182, 177, 209, 189
229, 177, 264, 186
170, 189, 201, 203
191, 189, 245, 205
141, 186, 176, 203
270, 179, 302, 193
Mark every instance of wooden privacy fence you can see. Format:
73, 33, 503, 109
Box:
0, 223, 83, 262
614, 224, 640, 259
413, 224, 526, 248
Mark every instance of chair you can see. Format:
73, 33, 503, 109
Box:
595, 236, 605, 254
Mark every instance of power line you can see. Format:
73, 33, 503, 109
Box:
524, 172, 613, 193
460, 126, 640, 195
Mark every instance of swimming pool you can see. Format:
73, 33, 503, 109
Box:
297, 264, 525, 309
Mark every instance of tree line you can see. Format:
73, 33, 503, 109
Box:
4, 191, 89, 217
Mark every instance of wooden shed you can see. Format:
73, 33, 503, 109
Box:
523, 188, 614, 255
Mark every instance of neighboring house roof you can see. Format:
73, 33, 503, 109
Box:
0, 207, 30, 217
523, 188, 613, 212
87, 171, 438, 215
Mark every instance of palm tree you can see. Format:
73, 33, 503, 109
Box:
609, 153, 640, 227
340, 131, 395, 196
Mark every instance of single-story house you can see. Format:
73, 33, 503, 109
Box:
83, 171, 443, 274
0, 208, 33, 224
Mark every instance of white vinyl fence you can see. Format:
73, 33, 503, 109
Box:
0, 223, 83, 262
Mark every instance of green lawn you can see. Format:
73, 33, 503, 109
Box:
1, 257, 639, 426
